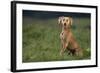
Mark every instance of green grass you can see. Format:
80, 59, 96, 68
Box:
22, 17, 91, 63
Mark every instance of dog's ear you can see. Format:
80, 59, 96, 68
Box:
69, 17, 73, 26
58, 16, 64, 24
58, 17, 61, 24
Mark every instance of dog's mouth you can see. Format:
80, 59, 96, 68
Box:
63, 26, 67, 29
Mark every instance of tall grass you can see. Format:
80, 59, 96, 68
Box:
22, 17, 91, 63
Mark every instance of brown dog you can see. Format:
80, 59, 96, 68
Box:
58, 16, 83, 56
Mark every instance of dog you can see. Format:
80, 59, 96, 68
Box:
58, 16, 83, 56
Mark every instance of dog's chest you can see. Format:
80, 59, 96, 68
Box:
60, 31, 67, 40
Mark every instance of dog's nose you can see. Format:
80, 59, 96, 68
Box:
64, 23, 66, 26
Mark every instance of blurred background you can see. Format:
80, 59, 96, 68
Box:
22, 10, 91, 63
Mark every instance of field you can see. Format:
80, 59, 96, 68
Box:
22, 17, 91, 63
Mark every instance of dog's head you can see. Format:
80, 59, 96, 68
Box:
58, 16, 73, 29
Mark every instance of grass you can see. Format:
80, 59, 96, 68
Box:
22, 17, 91, 63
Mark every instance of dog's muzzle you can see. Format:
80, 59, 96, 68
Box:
64, 23, 66, 26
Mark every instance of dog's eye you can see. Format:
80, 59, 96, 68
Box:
66, 19, 68, 22
63, 19, 65, 21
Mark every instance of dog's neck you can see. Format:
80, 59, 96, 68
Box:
62, 28, 71, 32
62, 28, 72, 36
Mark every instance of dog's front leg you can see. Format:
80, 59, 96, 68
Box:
60, 39, 64, 56
60, 31, 69, 56
60, 40, 69, 56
